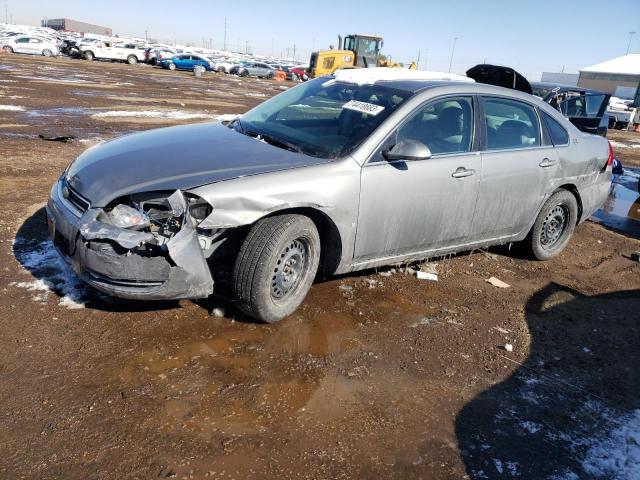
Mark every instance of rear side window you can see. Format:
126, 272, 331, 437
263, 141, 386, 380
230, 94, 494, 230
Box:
541, 111, 570, 146
483, 97, 540, 150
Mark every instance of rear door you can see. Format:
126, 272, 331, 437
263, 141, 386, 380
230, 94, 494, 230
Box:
471, 96, 559, 239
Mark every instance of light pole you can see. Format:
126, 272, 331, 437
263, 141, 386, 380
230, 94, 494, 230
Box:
626, 31, 636, 55
448, 36, 458, 73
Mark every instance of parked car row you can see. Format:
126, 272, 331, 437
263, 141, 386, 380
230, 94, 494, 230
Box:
1, 22, 309, 81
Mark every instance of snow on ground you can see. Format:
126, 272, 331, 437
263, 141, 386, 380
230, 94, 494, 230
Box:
92, 110, 217, 120
582, 408, 640, 478
0, 105, 25, 111
609, 140, 640, 149
11, 238, 87, 309
215, 113, 240, 122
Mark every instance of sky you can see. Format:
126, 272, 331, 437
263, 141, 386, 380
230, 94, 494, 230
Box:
4, 0, 640, 80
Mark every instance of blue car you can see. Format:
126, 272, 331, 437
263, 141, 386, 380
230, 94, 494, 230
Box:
160, 54, 213, 72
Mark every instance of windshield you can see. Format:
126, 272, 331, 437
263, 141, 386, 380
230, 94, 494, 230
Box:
236, 77, 412, 158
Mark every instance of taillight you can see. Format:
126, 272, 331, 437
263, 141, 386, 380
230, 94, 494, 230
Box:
607, 141, 614, 168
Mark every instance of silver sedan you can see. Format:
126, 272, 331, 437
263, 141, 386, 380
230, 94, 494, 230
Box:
47, 68, 612, 322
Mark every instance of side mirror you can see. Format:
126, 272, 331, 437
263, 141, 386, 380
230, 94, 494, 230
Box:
382, 139, 432, 161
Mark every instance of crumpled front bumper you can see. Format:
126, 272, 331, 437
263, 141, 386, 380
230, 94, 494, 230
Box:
46, 178, 214, 301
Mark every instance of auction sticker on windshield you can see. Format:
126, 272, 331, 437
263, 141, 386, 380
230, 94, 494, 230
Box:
342, 100, 385, 116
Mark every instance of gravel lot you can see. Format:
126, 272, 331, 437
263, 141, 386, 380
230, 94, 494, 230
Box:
1, 54, 639, 479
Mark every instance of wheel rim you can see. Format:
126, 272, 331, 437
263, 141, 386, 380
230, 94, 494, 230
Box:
271, 238, 309, 300
540, 204, 568, 248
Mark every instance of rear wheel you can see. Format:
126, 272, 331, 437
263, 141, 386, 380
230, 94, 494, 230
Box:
233, 214, 320, 323
3, 46, 13, 53
42, 49, 53, 57
126, 55, 137, 65
168, 62, 176, 71
83, 51, 94, 61
526, 190, 578, 260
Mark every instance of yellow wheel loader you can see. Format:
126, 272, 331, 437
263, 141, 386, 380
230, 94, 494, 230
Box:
308, 34, 416, 78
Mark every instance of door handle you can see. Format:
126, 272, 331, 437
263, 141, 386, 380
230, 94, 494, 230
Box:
539, 158, 557, 168
451, 167, 475, 178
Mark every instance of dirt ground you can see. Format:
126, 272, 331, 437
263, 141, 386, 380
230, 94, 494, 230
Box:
1, 55, 639, 479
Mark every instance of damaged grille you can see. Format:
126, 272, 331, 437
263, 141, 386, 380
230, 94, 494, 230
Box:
63, 179, 90, 213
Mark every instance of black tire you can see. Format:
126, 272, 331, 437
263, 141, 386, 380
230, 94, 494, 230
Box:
233, 214, 320, 323
126, 55, 137, 65
267, 71, 274, 79
240, 69, 248, 77
42, 49, 53, 57
84, 51, 94, 61
526, 190, 578, 261
218, 66, 225, 73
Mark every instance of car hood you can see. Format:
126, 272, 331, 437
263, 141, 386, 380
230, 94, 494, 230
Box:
66, 122, 331, 207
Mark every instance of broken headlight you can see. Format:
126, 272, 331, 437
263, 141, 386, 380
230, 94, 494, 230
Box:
108, 204, 150, 230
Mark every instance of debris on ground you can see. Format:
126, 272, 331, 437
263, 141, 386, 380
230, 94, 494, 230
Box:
416, 271, 438, 281
211, 307, 225, 318
486, 276, 511, 288
493, 326, 510, 335
631, 251, 640, 262
38, 134, 76, 143
504, 343, 514, 352
410, 317, 437, 327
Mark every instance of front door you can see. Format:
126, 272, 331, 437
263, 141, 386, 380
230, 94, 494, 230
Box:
472, 96, 559, 239
355, 96, 481, 261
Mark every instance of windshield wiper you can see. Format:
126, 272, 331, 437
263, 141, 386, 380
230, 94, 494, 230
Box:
245, 130, 305, 155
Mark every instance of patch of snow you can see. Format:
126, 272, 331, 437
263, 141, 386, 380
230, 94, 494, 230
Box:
245, 92, 267, 97
519, 420, 542, 434
332, 67, 473, 85
610, 140, 630, 149
215, 113, 240, 123
0, 105, 25, 111
12, 239, 87, 309
92, 110, 216, 120
582, 409, 640, 478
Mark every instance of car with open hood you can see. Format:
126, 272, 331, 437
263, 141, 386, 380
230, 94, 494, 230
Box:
47, 68, 613, 323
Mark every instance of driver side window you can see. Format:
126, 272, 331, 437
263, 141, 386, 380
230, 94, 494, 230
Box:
397, 96, 474, 156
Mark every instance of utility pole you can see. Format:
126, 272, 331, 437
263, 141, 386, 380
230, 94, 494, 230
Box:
626, 31, 636, 55
209, 38, 213, 49
223, 18, 227, 51
286, 47, 290, 58
145, 30, 148, 42
416, 50, 421, 69
448, 36, 458, 73
293, 44, 296, 59
5, 1, 8, 24
424, 48, 429, 70
245, 40, 248, 54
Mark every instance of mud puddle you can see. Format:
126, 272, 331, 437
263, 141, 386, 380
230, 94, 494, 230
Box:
592, 167, 640, 238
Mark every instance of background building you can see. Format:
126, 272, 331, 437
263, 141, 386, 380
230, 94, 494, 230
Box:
42, 18, 112, 36
578, 54, 640, 98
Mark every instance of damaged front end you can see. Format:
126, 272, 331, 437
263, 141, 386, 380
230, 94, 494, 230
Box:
46, 180, 216, 300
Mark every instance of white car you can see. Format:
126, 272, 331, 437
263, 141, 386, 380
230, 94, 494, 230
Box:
210, 57, 234, 73
79, 41, 146, 64
1, 35, 59, 56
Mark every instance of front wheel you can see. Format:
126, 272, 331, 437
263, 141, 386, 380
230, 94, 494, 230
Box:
3, 46, 13, 53
127, 55, 137, 65
167, 62, 176, 71
42, 49, 53, 57
233, 214, 320, 323
525, 190, 578, 261
267, 71, 274, 79
240, 69, 248, 77
83, 51, 94, 61
218, 66, 225, 73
